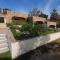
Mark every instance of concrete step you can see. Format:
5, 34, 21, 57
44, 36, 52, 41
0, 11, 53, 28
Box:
0, 42, 9, 54
0, 38, 7, 40
0, 35, 6, 37
0, 23, 6, 28
0, 43, 8, 47
0, 28, 9, 54
0, 33, 7, 41
0, 33, 6, 35
0, 37, 7, 41
0, 36, 7, 39
0, 45, 8, 49
0, 47, 9, 54
0, 40, 7, 43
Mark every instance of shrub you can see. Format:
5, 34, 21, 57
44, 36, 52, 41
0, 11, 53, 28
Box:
30, 24, 40, 36
11, 28, 21, 40
26, 16, 33, 24
20, 23, 32, 32
10, 22, 57, 40
20, 23, 49, 38
14, 32, 21, 40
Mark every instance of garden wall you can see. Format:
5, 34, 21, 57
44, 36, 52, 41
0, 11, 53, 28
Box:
11, 32, 60, 59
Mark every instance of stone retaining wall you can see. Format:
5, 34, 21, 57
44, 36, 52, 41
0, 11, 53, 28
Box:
11, 32, 60, 59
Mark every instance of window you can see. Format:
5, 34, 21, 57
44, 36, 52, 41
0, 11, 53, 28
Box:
0, 17, 4, 23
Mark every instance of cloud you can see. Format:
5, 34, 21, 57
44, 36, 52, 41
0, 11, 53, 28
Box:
43, 0, 53, 18
44, 0, 52, 11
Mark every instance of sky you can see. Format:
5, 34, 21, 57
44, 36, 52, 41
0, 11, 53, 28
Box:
0, 0, 60, 17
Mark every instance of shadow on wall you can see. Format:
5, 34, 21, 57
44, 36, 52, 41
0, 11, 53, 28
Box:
18, 35, 50, 56
13, 35, 50, 60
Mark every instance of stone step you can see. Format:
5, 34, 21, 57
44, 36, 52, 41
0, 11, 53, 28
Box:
0, 38, 7, 40
0, 47, 9, 54
0, 34, 6, 36
0, 45, 8, 49
0, 40, 7, 43
0, 23, 6, 28
0, 37, 6, 39
0, 43, 8, 47
0, 35, 6, 37
0, 33, 7, 41
0, 36, 7, 39
0, 41, 7, 43
0, 28, 9, 54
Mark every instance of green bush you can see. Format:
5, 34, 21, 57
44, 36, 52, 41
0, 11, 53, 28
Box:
11, 28, 21, 40
20, 23, 40, 37
10, 22, 57, 40
20, 23, 32, 32
30, 24, 40, 36
14, 32, 21, 40
26, 16, 33, 24
19, 23, 56, 40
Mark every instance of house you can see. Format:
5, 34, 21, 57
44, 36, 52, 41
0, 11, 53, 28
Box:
0, 9, 57, 28
33, 16, 57, 28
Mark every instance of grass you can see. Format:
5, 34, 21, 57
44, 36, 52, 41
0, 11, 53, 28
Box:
0, 51, 11, 60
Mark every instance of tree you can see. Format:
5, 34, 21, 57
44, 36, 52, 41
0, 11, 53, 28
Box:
27, 8, 41, 23
28, 8, 48, 20
28, 8, 41, 16
27, 16, 33, 24
50, 9, 59, 21
39, 12, 48, 20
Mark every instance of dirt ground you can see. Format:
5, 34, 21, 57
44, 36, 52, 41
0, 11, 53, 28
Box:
14, 42, 60, 60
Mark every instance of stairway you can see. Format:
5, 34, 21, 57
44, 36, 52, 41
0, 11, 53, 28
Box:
0, 32, 9, 54
0, 23, 6, 28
